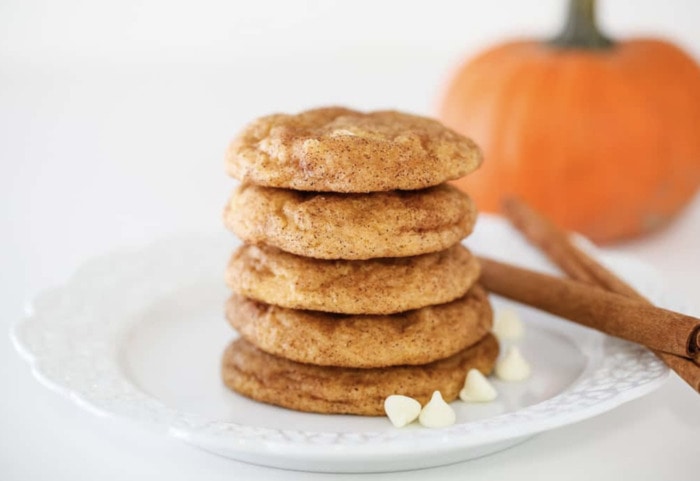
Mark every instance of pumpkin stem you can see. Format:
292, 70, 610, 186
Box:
548, 0, 614, 50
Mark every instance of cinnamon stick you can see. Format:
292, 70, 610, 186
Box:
657, 352, 700, 392
478, 257, 700, 360
501, 198, 642, 299
501, 198, 598, 285
500, 196, 700, 391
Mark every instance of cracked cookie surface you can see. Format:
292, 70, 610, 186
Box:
226, 285, 492, 368
221, 333, 498, 416
226, 107, 482, 193
224, 183, 477, 260
226, 243, 480, 314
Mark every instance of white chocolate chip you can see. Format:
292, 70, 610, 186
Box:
418, 391, 456, 428
459, 369, 498, 402
495, 346, 531, 381
493, 307, 524, 341
384, 395, 421, 428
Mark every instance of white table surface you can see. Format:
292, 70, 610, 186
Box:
2, 1, 700, 478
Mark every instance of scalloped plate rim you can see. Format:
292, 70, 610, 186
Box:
9, 215, 673, 471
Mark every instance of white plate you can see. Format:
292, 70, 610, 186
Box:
12, 216, 671, 473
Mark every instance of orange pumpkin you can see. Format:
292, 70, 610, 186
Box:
438, 0, 700, 243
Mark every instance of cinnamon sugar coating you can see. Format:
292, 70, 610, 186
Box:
226, 243, 480, 314
223, 183, 477, 260
226, 107, 482, 193
226, 285, 492, 368
221, 334, 498, 416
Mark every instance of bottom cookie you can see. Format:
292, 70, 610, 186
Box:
221, 334, 499, 416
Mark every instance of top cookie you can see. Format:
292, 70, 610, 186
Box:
226, 107, 482, 192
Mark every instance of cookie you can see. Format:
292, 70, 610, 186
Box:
225, 285, 492, 368
226, 243, 480, 315
223, 183, 477, 260
221, 333, 499, 416
226, 107, 482, 193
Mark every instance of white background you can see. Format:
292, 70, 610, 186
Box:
2, 1, 700, 479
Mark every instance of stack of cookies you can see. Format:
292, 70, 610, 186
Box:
221, 107, 499, 416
